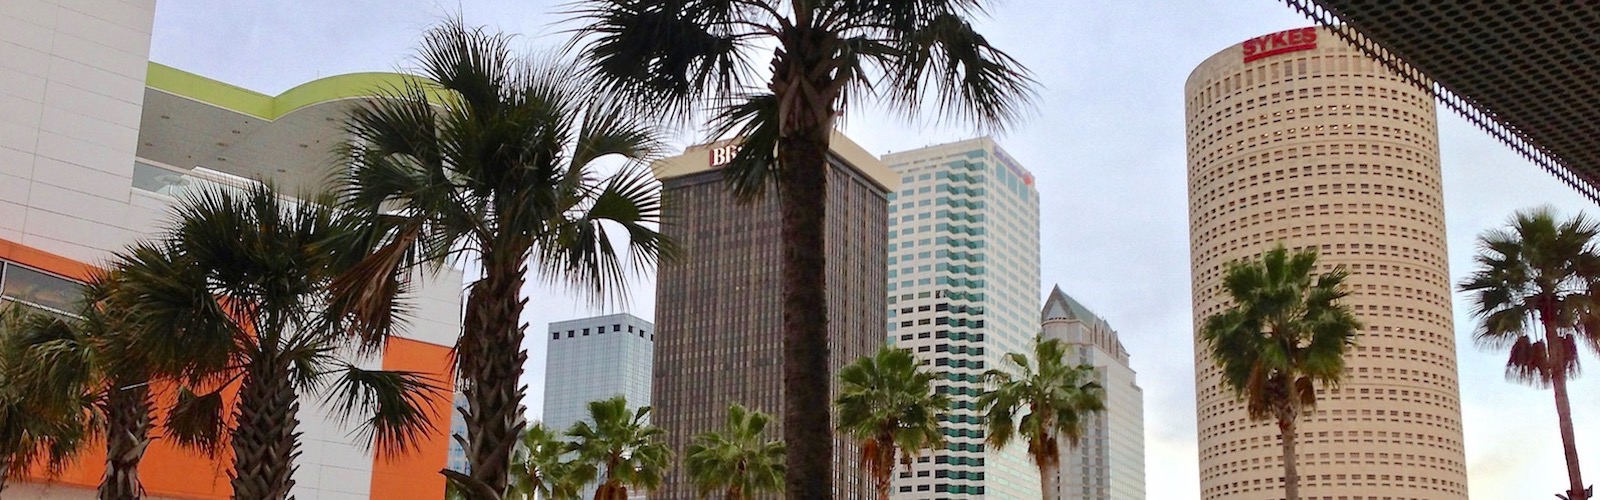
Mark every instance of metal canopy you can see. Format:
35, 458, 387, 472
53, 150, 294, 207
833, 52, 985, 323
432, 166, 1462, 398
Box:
1283, 1, 1600, 202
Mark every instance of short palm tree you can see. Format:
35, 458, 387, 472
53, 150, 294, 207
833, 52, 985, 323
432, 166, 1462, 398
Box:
1459, 208, 1600, 500
567, 397, 671, 500
684, 404, 785, 500
835, 347, 948, 500
978, 337, 1104, 500
119, 184, 439, 500
0, 304, 94, 492
1200, 244, 1360, 500
567, 4, 1034, 496
3, 268, 154, 500
508, 423, 590, 500
331, 19, 668, 499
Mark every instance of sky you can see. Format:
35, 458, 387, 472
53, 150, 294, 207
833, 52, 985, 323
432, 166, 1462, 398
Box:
147, 1, 1598, 498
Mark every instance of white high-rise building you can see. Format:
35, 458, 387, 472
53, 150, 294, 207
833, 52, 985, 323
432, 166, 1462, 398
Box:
883, 137, 1041, 499
541, 313, 655, 432
1040, 286, 1144, 500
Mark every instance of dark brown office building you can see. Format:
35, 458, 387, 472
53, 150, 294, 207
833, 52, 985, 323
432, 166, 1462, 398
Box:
650, 134, 896, 500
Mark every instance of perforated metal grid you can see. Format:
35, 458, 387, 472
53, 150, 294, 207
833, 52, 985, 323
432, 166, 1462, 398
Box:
1283, 1, 1600, 203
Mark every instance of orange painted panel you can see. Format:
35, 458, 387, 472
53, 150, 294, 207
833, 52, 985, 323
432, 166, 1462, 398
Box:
0, 238, 97, 281
369, 337, 455, 500
5, 239, 234, 499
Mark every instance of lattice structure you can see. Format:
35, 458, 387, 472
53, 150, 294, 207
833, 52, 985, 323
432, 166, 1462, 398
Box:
1282, 1, 1600, 203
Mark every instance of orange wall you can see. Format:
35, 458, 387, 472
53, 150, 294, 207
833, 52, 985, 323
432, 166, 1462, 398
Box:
369, 337, 455, 499
6, 239, 458, 499
6, 238, 235, 499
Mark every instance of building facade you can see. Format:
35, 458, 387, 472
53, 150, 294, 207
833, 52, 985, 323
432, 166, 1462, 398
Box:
1186, 27, 1468, 499
542, 313, 655, 431
650, 134, 894, 500
1039, 286, 1143, 500
1, 2, 463, 498
880, 138, 1041, 499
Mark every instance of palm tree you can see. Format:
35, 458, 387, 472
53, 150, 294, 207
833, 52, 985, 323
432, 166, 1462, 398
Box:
567, 4, 1034, 496
834, 347, 947, 500
508, 423, 590, 500
1199, 244, 1360, 500
0, 304, 94, 492
118, 184, 439, 500
1459, 208, 1600, 500
567, 397, 671, 500
3, 268, 155, 500
684, 404, 785, 500
978, 337, 1104, 500
330, 19, 668, 499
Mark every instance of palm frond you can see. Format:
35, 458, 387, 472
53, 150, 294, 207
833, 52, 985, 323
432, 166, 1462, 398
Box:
563, 0, 757, 121
321, 364, 444, 458
709, 93, 781, 202
165, 386, 226, 454
880, 10, 1036, 130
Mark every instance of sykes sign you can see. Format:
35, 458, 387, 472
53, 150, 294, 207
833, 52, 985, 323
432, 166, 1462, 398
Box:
1242, 28, 1317, 63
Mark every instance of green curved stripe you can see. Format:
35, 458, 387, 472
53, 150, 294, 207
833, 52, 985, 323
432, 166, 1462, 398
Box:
145, 62, 449, 120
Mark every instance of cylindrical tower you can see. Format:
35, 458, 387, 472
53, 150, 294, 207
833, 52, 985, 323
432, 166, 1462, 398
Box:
1186, 28, 1468, 499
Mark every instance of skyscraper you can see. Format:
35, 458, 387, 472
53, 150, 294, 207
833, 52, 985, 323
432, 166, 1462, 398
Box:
541, 313, 654, 500
650, 133, 895, 500
1039, 286, 1144, 500
541, 313, 655, 432
881, 137, 1041, 499
1186, 27, 1468, 499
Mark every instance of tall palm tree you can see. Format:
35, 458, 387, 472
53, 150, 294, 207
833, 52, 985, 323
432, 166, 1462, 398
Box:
0, 304, 94, 493
507, 423, 590, 500
835, 347, 948, 500
1199, 244, 1360, 500
684, 404, 785, 500
4, 268, 155, 500
118, 184, 438, 500
1459, 208, 1600, 500
330, 19, 668, 499
567, 397, 671, 500
567, 4, 1034, 496
978, 337, 1104, 500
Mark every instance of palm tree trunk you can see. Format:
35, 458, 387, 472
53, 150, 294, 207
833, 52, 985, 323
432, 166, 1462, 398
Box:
99, 377, 151, 500
776, 103, 835, 498
461, 253, 530, 499
1552, 341, 1586, 500
873, 438, 894, 500
1279, 417, 1299, 500
230, 359, 301, 500
1038, 461, 1058, 500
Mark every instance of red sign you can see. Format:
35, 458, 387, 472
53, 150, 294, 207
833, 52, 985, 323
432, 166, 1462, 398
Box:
709, 144, 739, 167
1242, 28, 1317, 63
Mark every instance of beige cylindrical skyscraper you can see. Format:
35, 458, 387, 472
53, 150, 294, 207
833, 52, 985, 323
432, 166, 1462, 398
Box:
1186, 28, 1468, 499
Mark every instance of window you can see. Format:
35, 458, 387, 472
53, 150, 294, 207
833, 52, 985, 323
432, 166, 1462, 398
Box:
0, 262, 82, 313
613, 324, 621, 332
582, 328, 590, 336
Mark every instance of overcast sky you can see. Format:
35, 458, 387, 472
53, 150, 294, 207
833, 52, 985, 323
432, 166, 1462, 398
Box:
148, 1, 1597, 498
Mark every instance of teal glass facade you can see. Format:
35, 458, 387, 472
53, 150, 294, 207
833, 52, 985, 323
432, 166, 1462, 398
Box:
883, 138, 1041, 499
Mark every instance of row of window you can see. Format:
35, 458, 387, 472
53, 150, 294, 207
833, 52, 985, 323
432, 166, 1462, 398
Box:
550, 323, 652, 341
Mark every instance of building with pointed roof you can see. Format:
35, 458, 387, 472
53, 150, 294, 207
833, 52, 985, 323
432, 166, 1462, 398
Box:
1040, 286, 1144, 500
